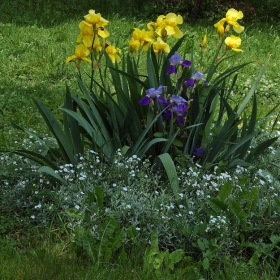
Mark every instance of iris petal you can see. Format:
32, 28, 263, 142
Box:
166, 65, 176, 75
181, 60, 191, 68
177, 115, 184, 125
157, 96, 166, 103
184, 78, 195, 87
139, 96, 150, 106
169, 51, 181, 64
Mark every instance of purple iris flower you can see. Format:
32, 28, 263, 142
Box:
184, 71, 207, 87
192, 147, 206, 159
162, 96, 188, 125
139, 85, 166, 106
172, 103, 187, 125
166, 51, 191, 75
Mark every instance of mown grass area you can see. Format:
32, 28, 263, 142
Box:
1, 1, 280, 279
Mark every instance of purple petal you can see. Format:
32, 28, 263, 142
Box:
177, 103, 187, 115
166, 65, 176, 75
173, 103, 187, 115
156, 85, 164, 93
203, 80, 208, 87
145, 86, 164, 98
163, 109, 172, 120
184, 78, 195, 87
181, 60, 191, 68
157, 96, 166, 103
169, 51, 181, 65
139, 96, 150, 106
163, 100, 171, 108
192, 72, 204, 79
171, 94, 187, 104
177, 115, 184, 125
192, 147, 206, 158
145, 87, 157, 95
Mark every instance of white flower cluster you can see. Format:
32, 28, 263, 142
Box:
206, 215, 227, 235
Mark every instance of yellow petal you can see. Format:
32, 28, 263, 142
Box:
232, 48, 243, 52
173, 26, 184, 39
214, 18, 226, 37
84, 10, 109, 26
106, 45, 121, 63
153, 37, 170, 54
226, 8, 243, 21
142, 41, 152, 51
165, 25, 175, 36
76, 34, 83, 43
232, 23, 245, 33
165, 13, 183, 25
98, 28, 110, 38
82, 57, 92, 63
66, 54, 77, 63
201, 34, 207, 47
224, 35, 243, 52
129, 38, 140, 52
83, 36, 94, 48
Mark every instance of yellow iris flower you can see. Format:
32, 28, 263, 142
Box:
224, 35, 243, 52
106, 45, 121, 63
131, 28, 154, 51
214, 8, 244, 37
226, 8, 244, 33
153, 13, 184, 39
84, 9, 109, 28
153, 37, 170, 54
66, 44, 91, 64
129, 37, 141, 53
77, 21, 109, 48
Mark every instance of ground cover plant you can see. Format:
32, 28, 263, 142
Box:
1, 2, 280, 279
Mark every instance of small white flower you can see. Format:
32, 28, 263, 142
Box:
126, 205, 131, 209
122, 187, 128, 191
30, 215, 35, 219
34, 204, 41, 209
136, 227, 140, 231
179, 193, 184, 198
75, 205, 80, 210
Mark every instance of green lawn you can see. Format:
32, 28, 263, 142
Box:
1, 1, 280, 279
